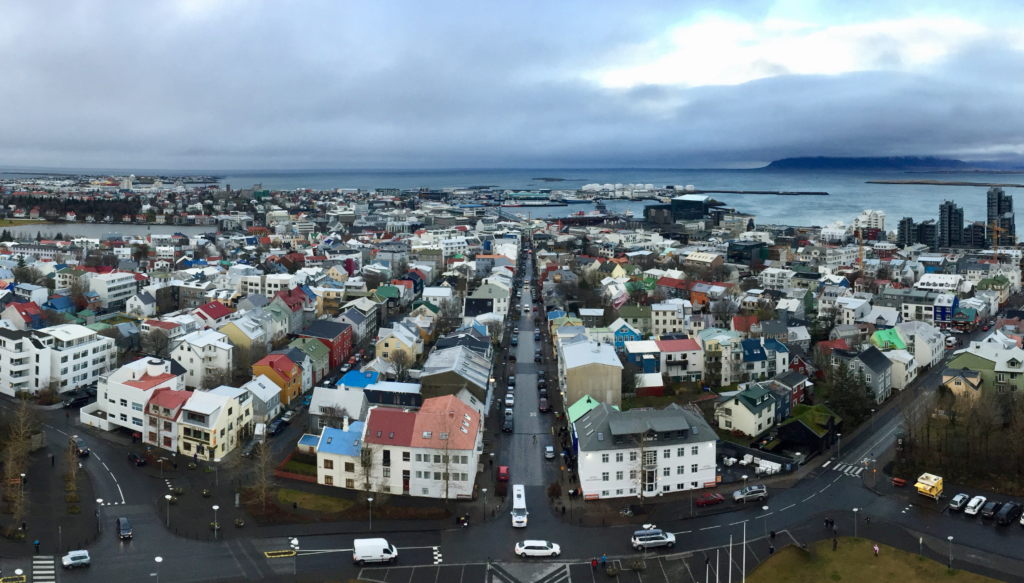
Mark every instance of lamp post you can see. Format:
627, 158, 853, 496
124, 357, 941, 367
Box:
870, 409, 876, 431
489, 453, 495, 481
153, 556, 163, 583
948, 536, 954, 571
214, 458, 221, 487
853, 508, 858, 538
761, 505, 769, 539
164, 494, 172, 528
19, 473, 25, 495
212, 505, 220, 540
482, 488, 488, 522
837, 434, 842, 459
96, 499, 103, 533
367, 497, 374, 531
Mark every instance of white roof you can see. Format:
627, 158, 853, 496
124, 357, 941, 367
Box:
183, 391, 227, 416
40, 323, 96, 342
561, 342, 623, 370
178, 328, 233, 350
885, 350, 916, 366
241, 375, 282, 402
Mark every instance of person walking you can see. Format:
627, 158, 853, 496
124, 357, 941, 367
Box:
533, 435, 537, 444
825, 517, 830, 530
601, 554, 607, 568
873, 544, 879, 558
34, 540, 40, 553
591, 558, 597, 571
833, 538, 838, 552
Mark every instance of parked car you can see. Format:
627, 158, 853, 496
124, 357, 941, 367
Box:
128, 453, 146, 466
63, 392, 91, 408
695, 493, 725, 507
509, 375, 516, 387
62, 550, 90, 569
996, 502, 1023, 525
498, 466, 510, 482
733, 485, 768, 502
537, 378, 547, 389
511, 335, 518, 346
505, 394, 515, 407
116, 517, 132, 539
537, 370, 545, 380
949, 493, 969, 511
965, 495, 987, 515
281, 410, 296, 424
538, 397, 549, 412
545, 446, 555, 459
539, 388, 548, 399
534, 352, 541, 362
514, 326, 519, 333
241, 439, 260, 458
515, 540, 560, 557
534, 333, 540, 341
631, 528, 675, 550
267, 419, 286, 436
502, 417, 514, 433
981, 500, 1003, 518
301, 394, 312, 407
340, 364, 352, 373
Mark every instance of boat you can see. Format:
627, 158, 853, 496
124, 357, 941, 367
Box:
562, 196, 590, 204
624, 209, 634, 218
500, 203, 523, 208
595, 200, 607, 212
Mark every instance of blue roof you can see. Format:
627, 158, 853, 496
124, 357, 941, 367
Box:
316, 422, 365, 457
298, 434, 321, 447
339, 370, 380, 388
741, 339, 767, 362
45, 296, 76, 310
763, 338, 789, 353
548, 310, 567, 320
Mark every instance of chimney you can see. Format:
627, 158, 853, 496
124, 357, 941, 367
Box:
343, 415, 349, 432
147, 359, 164, 377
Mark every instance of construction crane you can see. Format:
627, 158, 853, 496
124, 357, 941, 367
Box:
989, 221, 1018, 259
858, 227, 864, 267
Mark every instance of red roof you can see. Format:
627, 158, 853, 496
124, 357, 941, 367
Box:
124, 371, 177, 390
816, 339, 850, 356
274, 288, 306, 312
148, 387, 194, 417
195, 301, 232, 320
8, 302, 41, 322
655, 339, 701, 352
255, 354, 298, 381
364, 408, 417, 446
732, 315, 758, 333
655, 277, 689, 290
144, 319, 179, 330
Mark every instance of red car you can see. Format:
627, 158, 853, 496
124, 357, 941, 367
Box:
497, 465, 510, 482
694, 493, 725, 507
983, 326, 990, 331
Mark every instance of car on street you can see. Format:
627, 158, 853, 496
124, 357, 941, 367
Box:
116, 517, 133, 539
62, 550, 90, 569
281, 410, 297, 423
340, 364, 352, 373
981, 500, 1003, 518
241, 439, 261, 458
505, 394, 515, 407
545, 446, 555, 459
733, 485, 768, 502
538, 388, 547, 399
70, 435, 90, 456
267, 419, 286, 436
537, 370, 545, 380
128, 453, 146, 466
301, 394, 312, 407
534, 333, 540, 340
502, 417, 514, 432
515, 540, 560, 557
63, 393, 91, 408
996, 502, 1023, 525
695, 493, 725, 507
538, 397, 549, 412
509, 375, 516, 387
514, 326, 519, 333
537, 378, 546, 389
631, 528, 676, 550
534, 352, 541, 362
511, 335, 518, 346
498, 466, 510, 482
949, 493, 969, 511
532, 306, 537, 312
965, 495, 987, 515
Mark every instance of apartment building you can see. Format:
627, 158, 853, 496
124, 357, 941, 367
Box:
91, 272, 137, 310
177, 385, 253, 461
89, 358, 186, 434
170, 329, 235, 389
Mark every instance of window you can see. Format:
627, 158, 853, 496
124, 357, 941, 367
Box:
629, 451, 638, 462
601, 454, 609, 463
677, 466, 684, 475
346, 479, 355, 489
415, 454, 422, 462
663, 449, 671, 459
691, 446, 699, 456
677, 447, 685, 457
663, 467, 671, 477
433, 472, 441, 480
163, 436, 172, 447
132, 402, 143, 412
382, 468, 391, 478
119, 398, 127, 407
691, 464, 698, 473
402, 452, 410, 462
422, 488, 429, 495
630, 470, 637, 480
324, 476, 333, 486
616, 471, 623, 480
344, 462, 355, 473
615, 452, 623, 463
434, 454, 441, 463
120, 413, 127, 422
415, 471, 422, 478
725, 420, 732, 428
323, 459, 334, 470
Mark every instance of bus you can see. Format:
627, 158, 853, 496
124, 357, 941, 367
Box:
511, 484, 528, 527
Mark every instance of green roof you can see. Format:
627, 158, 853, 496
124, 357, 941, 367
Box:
779, 403, 840, 437
289, 337, 329, 361
412, 300, 440, 314
619, 305, 651, 319
375, 285, 400, 299
77, 309, 95, 317
567, 394, 619, 423
871, 328, 905, 350
86, 323, 112, 331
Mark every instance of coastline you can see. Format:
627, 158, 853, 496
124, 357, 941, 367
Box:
866, 180, 1024, 187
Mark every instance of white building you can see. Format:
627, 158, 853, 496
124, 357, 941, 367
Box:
575, 402, 717, 499
169, 329, 235, 389
896, 321, 945, 370
0, 328, 51, 397
835, 297, 872, 326
43, 324, 117, 392
651, 300, 692, 337
886, 349, 919, 390
758, 268, 795, 291
86, 358, 185, 434
851, 209, 886, 232
915, 274, 969, 295
714, 385, 777, 438
90, 272, 137, 310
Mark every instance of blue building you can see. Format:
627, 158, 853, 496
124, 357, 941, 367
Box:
611, 319, 641, 353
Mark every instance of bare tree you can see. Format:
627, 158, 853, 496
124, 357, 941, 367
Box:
710, 299, 738, 328
488, 322, 504, 352
145, 329, 171, 358
388, 349, 414, 382
202, 368, 232, 390
621, 362, 643, 399
64, 439, 79, 500
246, 441, 277, 513
1, 402, 35, 534
437, 299, 463, 336
41, 308, 68, 327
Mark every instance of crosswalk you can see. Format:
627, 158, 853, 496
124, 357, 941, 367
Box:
33, 555, 56, 583
831, 462, 865, 477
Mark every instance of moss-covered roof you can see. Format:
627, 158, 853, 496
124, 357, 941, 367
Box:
779, 403, 840, 437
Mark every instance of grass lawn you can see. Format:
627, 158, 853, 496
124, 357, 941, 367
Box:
715, 427, 753, 446
282, 459, 318, 476
0, 219, 49, 227
277, 488, 355, 513
748, 538, 998, 583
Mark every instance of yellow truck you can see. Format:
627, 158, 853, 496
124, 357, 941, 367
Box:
914, 473, 943, 499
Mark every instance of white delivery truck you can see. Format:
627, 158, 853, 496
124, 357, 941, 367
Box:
352, 538, 398, 565
254, 423, 266, 443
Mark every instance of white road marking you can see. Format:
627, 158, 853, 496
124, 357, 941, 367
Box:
754, 512, 773, 519
700, 525, 720, 530
728, 520, 747, 526
780, 504, 795, 512
671, 530, 692, 535
820, 484, 830, 492
821, 461, 831, 468
802, 493, 816, 502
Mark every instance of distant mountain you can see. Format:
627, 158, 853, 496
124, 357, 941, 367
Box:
763, 156, 978, 171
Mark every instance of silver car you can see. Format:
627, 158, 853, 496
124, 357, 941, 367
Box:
733, 485, 768, 502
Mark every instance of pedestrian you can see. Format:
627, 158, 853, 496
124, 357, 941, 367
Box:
66, 410, 70, 420
768, 545, 774, 555
873, 544, 879, 558
825, 518, 830, 530
866, 516, 871, 527
833, 525, 838, 536
591, 558, 597, 571
601, 554, 607, 568
561, 506, 565, 516
833, 538, 838, 552
34, 540, 39, 553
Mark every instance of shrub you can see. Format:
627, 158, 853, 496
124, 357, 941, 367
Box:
68, 505, 81, 514
202, 489, 211, 498
547, 481, 562, 500
65, 493, 80, 503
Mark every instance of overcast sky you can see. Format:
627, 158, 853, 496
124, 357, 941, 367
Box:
2, 0, 1023, 170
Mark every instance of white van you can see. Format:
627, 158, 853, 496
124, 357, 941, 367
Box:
254, 423, 266, 443
511, 484, 528, 527
352, 538, 398, 565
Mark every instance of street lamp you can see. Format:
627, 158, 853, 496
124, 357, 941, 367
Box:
853, 508, 858, 538
213, 458, 221, 487
482, 488, 488, 522
870, 409, 876, 430
948, 536, 954, 571
96, 499, 103, 533
762, 505, 769, 539
367, 497, 374, 531
164, 494, 172, 528
837, 434, 842, 459
153, 556, 163, 583
212, 505, 220, 540
19, 473, 25, 495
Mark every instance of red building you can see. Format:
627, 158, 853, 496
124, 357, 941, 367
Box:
299, 320, 353, 369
